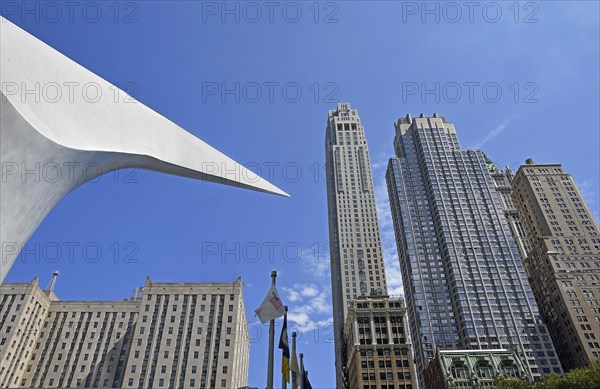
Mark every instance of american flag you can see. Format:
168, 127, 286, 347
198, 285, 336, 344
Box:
255, 285, 285, 323
270, 292, 283, 309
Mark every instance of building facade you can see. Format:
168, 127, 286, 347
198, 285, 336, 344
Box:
484, 157, 531, 261
423, 349, 528, 389
0, 277, 56, 388
385, 114, 563, 383
511, 160, 600, 371
343, 296, 416, 389
325, 103, 389, 387
0, 277, 250, 388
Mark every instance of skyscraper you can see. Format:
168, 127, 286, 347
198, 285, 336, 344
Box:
385, 114, 563, 383
0, 277, 250, 388
325, 103, 389, 387
511, 159, 600, 371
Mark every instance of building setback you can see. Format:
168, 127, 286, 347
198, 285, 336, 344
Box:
325, 103, 416, 388
0, 277, 250, 389
511, 159, 600, 371
385, 114, 563, 384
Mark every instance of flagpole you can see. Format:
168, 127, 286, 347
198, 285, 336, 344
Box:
282, 306, 288, 389
291, 332, 298, 388
299, 353, 304, 389
266, 270, 277, 389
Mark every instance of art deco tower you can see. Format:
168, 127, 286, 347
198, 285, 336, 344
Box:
385, 114, 563, 383
511, 160, 600, 371
325, 103, 388, 387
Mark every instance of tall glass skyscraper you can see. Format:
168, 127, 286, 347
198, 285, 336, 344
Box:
385, 114, 563, 383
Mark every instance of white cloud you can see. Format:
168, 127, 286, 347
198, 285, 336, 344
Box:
301, 285, 319, 298
370, 151, 391, 171
288, 316, 334, 346
287, 311, 311, 326
298, 244, 330, 280
286, 289, 302, 303
371, 155, 404, 297
281, 283, 333, 334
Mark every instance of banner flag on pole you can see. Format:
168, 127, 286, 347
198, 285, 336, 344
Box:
278, 312, 290, 383
290, 336, 300, 389
303, 371, 313, 389
255, 285, 285, 323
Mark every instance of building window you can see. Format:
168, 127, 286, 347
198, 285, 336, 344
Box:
475, 362, 493, 379
451, 364, 468, 380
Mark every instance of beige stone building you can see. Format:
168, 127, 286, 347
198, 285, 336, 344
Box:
511, 159, 600, 371
0, 278, 56, 388
0, 276, 250, 388
343, 296, 416, 389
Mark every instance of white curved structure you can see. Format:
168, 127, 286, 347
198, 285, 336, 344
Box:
0, 17, 288, 283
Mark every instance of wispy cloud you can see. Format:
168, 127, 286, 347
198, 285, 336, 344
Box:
297, 243, 330, 280
471, 117, 511, 149
281, 283, 333, 335
371, 156, 404, 297
371, 151, 391, 171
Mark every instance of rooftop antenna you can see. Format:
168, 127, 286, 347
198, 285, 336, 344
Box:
46, 270, 59, 292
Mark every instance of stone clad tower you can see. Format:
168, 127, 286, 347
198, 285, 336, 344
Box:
325, 103, 389, 387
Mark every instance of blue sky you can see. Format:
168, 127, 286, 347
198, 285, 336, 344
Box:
3, 1, 599, 387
